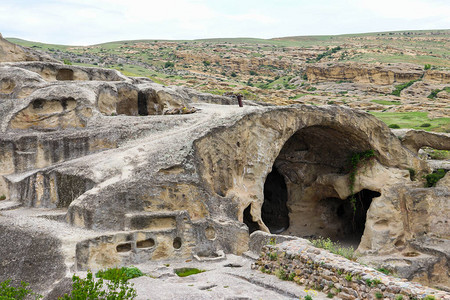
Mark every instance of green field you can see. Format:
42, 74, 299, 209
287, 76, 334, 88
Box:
370, 112, 450, 132
371, 100, 402, 106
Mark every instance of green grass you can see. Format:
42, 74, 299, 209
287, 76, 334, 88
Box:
371, 99, 401, 106
391, 80, 418, 96
370, 112, 450, 132
309, 237, 356, 261
174, 268, 205, 277
95, 266, 143, 282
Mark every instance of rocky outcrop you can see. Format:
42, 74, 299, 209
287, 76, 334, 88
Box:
254, 237, 450, 300
305, 62, 450, 85
0, 33, 59, 63
0, 57, 448, 294
393, 129, 450, 153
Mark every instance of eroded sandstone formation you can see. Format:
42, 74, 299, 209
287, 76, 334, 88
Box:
306, 62, 450, 85
0, 34, 59, 63
0, 44, 449, 296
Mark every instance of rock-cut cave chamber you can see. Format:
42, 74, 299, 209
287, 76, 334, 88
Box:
244, 125, 382, 248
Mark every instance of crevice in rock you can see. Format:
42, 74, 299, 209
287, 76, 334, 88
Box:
243, 204, 259, 234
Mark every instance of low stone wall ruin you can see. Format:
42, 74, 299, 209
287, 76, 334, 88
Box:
253, 238, 450, 300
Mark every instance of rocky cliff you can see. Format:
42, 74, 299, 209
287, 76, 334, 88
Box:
306, 62, 450, 85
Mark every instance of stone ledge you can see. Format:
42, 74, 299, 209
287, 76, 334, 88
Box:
253, 239, 450, 300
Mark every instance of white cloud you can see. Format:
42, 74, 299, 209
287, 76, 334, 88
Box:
0, 0, 448, 44
355, 0, 450, 20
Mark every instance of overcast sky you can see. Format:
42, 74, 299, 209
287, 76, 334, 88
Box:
1, 0, 449, 45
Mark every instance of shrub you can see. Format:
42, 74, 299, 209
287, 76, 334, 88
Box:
164, 61, 174, 68
249, 70, 257, 75
327, 101, 335, 105
0, 195, 6, 200
230, 72, 237, 77
309, 237, 356, 260
424, 169, 447, 187
408, 168, 416, 181
424, 64, 431, 70
420, 123, 431, 127
0, 280, 42, 300
59, 271, 137, 300
345, 273, 353, 281
202, 60, 211, 66
304, 295, 313, 300
307, 87, 317, 91
389, 124, 401, 129
395, 295, 404, 300
391, 80, 418, 96
427, 89, 441, 99
288, 272, 295, 281
96, 267, 143, 282
375, 292, 383, 299
63, 59, 72, 65
275, 268, 287, 280
268, 251, 278, 261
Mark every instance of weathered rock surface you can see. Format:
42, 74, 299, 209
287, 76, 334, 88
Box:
305, 62, 450, 85
0, 55, 449, 296
0, 33, 59, 63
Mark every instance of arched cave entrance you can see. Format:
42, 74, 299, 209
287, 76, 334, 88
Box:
261, 167, 289, 234
258, 125, 379, 248
317, 189, 380, 247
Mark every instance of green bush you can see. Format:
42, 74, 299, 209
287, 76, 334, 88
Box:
424, 169, 447, 187
63, 59, 72, 65
164, 61, 174, 68
59, 271, 137, 300
391, 80, 418, 96
420, 123, 431, 127
427, 89, 441, 99
304, 295, 313, 300
424, 64, 431, 70
375, 292, 383, 299
96, 267, 143, 282
0, 280, 42, 300
307, 87, 317, 91
231, 72, 237, 77
388, 124, 401, 129
0, 195, 6, 200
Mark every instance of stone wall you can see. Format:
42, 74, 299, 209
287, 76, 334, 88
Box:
253, 238, 450, 300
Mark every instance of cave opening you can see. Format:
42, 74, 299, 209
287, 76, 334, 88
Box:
256, 125, 379, 249
138, 91, 148, 116
56, 68, 74, 81
322, 189, 380, 248
261, 167, 289, 234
